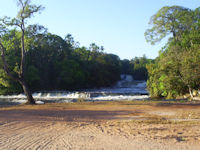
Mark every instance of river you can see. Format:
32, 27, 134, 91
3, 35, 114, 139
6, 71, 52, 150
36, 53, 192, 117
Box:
0, 75, 149, 105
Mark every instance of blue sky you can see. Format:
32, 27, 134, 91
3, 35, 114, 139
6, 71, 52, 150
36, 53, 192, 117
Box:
1, 0, 199, 60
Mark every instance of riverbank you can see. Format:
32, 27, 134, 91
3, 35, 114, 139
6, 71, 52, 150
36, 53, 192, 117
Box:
0, 101, 200, 149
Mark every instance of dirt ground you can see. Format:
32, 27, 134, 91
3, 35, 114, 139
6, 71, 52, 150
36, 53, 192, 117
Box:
0, 101, 200, 150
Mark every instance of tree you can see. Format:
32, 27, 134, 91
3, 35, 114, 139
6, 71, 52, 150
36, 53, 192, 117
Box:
89, 43, 99, 52
0, 0, 44, 104
144, 6, 200, 45
121, 59, 131, 75
65, 34, 74, 47
64, 34, 80, 49
167, 44, 200, 98
145, 6, 200, 99
60, 59, 86, 90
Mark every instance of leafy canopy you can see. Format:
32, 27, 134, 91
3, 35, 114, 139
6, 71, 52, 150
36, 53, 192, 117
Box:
145, 6, 200, 45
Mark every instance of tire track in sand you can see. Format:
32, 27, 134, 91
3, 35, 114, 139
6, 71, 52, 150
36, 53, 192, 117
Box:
0, 121, 44, 149
1, 120, 199, 149
34, 123, 77, 150
4, 122, 75, 150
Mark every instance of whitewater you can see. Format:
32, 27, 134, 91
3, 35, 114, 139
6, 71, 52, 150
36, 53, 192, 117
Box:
0, 75, 149, 105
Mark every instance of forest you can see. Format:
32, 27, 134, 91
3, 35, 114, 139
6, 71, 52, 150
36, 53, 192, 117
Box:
0, 27, 150, 94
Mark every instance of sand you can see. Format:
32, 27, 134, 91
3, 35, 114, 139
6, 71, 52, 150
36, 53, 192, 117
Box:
0, 101, 200, 150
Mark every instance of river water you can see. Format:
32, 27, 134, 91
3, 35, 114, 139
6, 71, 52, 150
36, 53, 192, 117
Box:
0, 75, 149, 105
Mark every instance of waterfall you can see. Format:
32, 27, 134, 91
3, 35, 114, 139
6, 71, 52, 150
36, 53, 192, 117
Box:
0, 75, 149, 105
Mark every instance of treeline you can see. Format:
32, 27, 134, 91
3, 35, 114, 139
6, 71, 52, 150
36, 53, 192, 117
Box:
145, 6, 200, 99
121, 55, 154, 80
0, 26, 122, 94
0, 25, 152, 94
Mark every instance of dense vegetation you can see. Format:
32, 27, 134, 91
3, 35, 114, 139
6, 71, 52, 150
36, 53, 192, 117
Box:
0, 25, 153, 95
121, 55, 154, 80
145, 6, 200, 99
0, 27, 124, 94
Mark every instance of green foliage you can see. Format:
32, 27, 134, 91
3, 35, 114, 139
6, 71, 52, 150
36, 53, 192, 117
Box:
25, 65, 40, 89
121, 55, 154, 80
0, 29, 122, 93
0, 69, 22, 94
146, 5, 200, 99
145, 6, 200, 45
60, 59, 86, 89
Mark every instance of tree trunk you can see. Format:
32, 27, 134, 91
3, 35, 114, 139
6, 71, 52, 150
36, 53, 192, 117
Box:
1, 43, 36, 104
19, 79, 35, 104
188, 85, 193, 99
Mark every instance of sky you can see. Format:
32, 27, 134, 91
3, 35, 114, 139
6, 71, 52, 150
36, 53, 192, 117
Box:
0, 0, 199, 60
